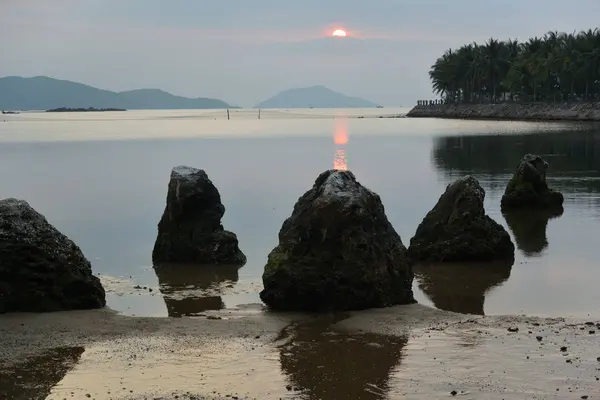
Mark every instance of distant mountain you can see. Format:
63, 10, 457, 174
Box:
255, 85, 378, 109
0, 76, 233, 110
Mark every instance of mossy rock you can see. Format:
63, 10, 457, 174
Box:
409, 176, 514, 263
259, 170, 415, 312
501, 154, 564, 209
0, 198, 106, 313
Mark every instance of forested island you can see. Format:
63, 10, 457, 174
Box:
407, 28, 600, 121
46, 107, 126, 112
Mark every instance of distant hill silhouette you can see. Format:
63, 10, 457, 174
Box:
0, 76, 233, 110
255, 85, 378, 108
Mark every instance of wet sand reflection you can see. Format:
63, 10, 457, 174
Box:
503, 207, 564, 257
414, 262, 513, 315
277, 317, 407, 399
0, 346, 84, 400
153, 264, 240, 317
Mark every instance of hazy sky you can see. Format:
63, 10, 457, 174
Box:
2, 1, 600, 106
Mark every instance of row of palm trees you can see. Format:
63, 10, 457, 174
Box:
428, 28, 600, 103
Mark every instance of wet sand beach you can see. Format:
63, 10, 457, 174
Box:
1, 305, 599, 399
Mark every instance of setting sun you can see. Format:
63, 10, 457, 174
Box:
332, 29, 347, 37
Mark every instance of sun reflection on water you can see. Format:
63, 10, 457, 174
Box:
334, 149, 347, 171
333, 118, 348, 171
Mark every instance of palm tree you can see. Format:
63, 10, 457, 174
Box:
426, 26, 600, 103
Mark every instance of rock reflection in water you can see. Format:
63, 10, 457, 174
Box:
431, 131, 600, 202
503, 207, 564, 256
414, 262, 512, 315
153, 264, 240, 317
0, 346, 84, 400
278, 317, 407, 399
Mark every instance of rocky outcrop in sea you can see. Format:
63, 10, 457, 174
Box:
152, 166, 246, 265
409, 176, 515, 262
260, 170, 415, 311
0, 198, 106, 313
501, 154, 564, 210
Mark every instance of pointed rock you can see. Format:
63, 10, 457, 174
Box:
501, 154, 564, 209
260, 170, 415, 311
0, 198, 105, 313
152, 166, 246, 265
409, 176, 514, 262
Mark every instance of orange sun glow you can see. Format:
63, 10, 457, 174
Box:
334, 119, 348, 145
332, 29, 347, 37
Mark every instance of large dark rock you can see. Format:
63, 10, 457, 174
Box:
501, 154, 564, 209
409, 176, 514, 262
152, 166, 246, 265
260, 170, 415, 311
0, 198, 106, 313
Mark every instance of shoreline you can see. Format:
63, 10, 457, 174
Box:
2, 304, 599, 399
45, 107, 127, 112
406, 102, 600, 122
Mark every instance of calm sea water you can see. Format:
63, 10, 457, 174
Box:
1, 109, 599, 318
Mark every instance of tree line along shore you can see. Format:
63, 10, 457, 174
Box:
407, 27, 600, 121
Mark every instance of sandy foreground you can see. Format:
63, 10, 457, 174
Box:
1, 303, 599, 400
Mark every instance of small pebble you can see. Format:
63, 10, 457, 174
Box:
536, 336, 543, 341
560, 346, 568, 352
451, 390, 457, 396
508, 327, 519, 333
